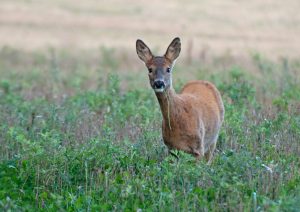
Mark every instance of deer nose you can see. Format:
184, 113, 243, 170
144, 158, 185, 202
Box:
154, 80, 165, 89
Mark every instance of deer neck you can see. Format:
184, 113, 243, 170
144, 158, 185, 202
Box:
155, 87, 179, 129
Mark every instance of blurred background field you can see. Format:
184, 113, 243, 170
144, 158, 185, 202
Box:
1, 0, 300, 58
0, 0, 300, 211
1, 0, 300, 95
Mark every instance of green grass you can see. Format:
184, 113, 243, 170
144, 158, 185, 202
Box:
0, 48, 299, 211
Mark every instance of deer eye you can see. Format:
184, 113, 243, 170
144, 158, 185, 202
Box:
166, 67, 171, 73
148, 68, 153, 73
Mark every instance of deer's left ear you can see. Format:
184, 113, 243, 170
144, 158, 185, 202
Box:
165, 37, 181, 62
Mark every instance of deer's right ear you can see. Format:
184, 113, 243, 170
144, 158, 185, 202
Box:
136, 39, 153, 63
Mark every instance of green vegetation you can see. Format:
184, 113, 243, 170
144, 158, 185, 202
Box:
0, 48, 299, 211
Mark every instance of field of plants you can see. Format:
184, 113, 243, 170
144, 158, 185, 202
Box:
0, 46, 299, 211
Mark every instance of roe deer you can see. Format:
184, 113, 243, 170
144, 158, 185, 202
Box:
136, 37, 224, 163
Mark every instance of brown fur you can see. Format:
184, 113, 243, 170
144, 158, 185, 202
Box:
136, 38, 224, 163
157, 81, 224, 163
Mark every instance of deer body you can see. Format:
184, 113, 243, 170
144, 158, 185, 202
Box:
136, 38, 224, 163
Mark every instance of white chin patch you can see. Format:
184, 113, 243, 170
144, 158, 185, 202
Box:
154, 88, 164, 93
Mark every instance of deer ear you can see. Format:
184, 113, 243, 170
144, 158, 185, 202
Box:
136, 39, 153, 63
165, 37, 181, 62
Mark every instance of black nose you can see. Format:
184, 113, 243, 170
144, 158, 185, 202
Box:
154, 80, 165, 89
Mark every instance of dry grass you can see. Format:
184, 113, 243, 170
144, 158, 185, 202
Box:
1, 0, 300, 59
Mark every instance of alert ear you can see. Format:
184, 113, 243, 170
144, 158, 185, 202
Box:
165, 37, 181, 62
136, 39, 153, 63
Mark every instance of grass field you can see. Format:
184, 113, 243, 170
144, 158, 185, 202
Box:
0, 47, 299, 211
1, 0, 300, 211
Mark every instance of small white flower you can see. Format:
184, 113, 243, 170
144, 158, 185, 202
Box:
262, 164, 273, 173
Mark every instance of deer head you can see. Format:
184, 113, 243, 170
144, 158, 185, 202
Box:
136, 37, 181, 93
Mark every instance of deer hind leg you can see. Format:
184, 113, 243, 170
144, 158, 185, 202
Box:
192, 133, 205, 160
205, 140, 217, 165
